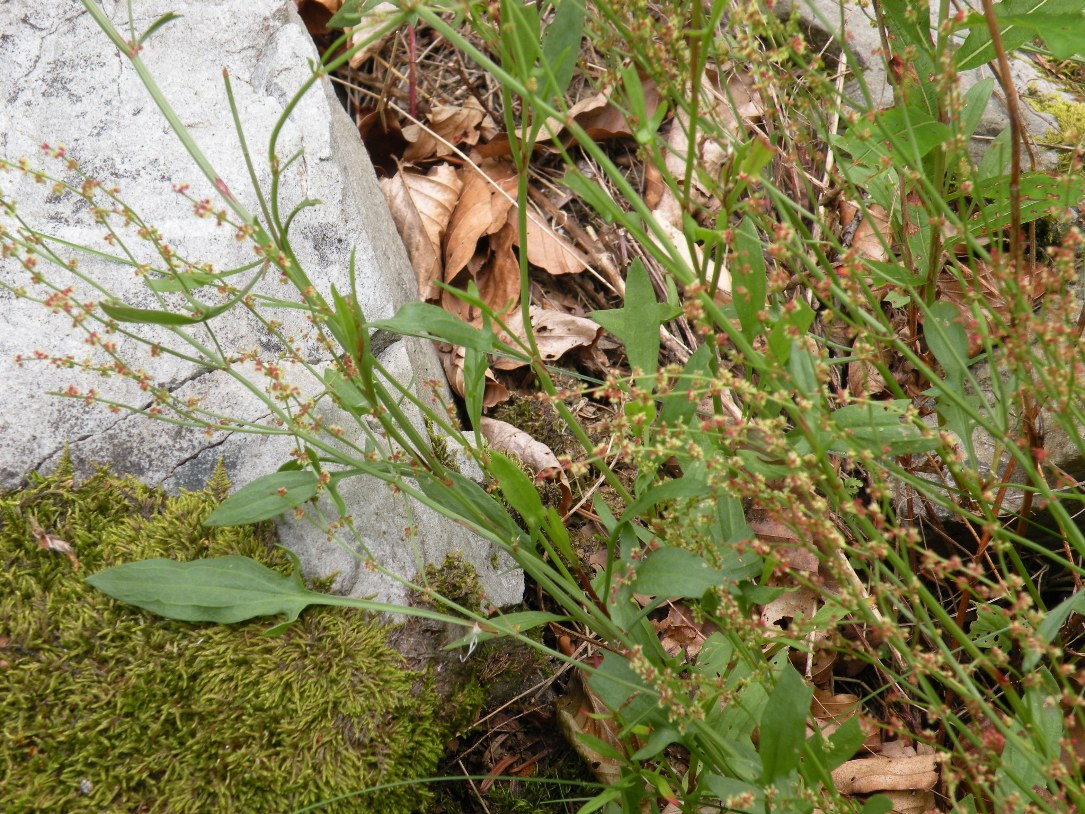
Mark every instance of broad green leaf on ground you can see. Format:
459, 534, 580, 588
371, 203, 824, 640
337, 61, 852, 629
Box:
972, 172, 1085, 234
956, 0, 1063, 70
86, 554, 317, 625
631, 546, 725, 598
829, 400, 940, 455
590, 258, 680, 385
204, 470, 319, 526
732, 215, 767, 341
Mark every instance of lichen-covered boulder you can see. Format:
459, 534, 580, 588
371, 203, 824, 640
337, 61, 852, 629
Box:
1, 462, 471, 813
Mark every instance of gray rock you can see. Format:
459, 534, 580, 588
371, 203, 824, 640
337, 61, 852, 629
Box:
0, 0, 521, 607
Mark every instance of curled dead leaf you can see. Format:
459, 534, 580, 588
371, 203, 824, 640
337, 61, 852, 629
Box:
444, 159, 518, 282
30, 515, 79, 570
402, 98, 493, 162
347, 2, 399, 68
439, 346, 509, 408
555, 670, 624, 787
831, 754, 938, 794
510, 205, 589, 276
380, 164, 463, 300
493, 306, 601, 371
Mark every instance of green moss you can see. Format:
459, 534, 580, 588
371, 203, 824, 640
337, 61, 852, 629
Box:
1028, 92, 1085, 169
413, 552, 484, 612
425, 417, 462, 475
1, 465, 452, 814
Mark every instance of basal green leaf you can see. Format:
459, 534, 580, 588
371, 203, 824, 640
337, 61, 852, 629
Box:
925, 300, 978, 463
733, 216, 767, 341
1002, 12, 1084, 59
540, 0, 584, 100
86, 554, 315, 625
204, 470, 320, 527
759, 663, 811, 783
632, 547, 724, 598
824, 716, 866, 771
959, 78, 994, 141
831, 400, 939, 455
591, 258, 680, 386
100, 300, 222, 325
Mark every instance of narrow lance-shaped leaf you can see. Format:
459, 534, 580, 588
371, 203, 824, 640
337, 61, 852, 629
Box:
759, 663, 812, 783
204, 470, 319, 527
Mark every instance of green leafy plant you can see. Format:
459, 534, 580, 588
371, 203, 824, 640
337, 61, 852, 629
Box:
6, 0, 1085, 811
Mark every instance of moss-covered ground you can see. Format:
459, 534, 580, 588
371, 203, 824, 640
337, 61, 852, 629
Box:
0, 459, 460, 814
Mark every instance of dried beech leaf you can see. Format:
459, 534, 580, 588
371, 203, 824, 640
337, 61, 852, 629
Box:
480, 416, 562, 477
879, 790, 937, 814
347, 2, 399, 68
295, 0, 340, 35
849, 204, 891, 263
439, 346, 509, 408
760, 586, 819, 631
380, 164, 463, 300
494, 306, 601, 371
445, 159, 517, 281
402, 98, 490, 162
578, 80, 661, 139
555, 671, 623, 787
831, 754, 938, 794
510, 206, 589, 276
750, 518, 819, 572
478, 220, 523, 314
812, 690, 861, 722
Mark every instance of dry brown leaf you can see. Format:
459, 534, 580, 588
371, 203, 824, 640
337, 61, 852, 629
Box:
444, 159, 518, 281
878, 790, 937, 814
30, 516, 78, 570
540, 80, 662, 143
402, 98, 491, 162
380, 164, 463, 300
493, 306, 601, 371
480, 416, 564, 479
555, 670, 624, 787
847, 358, 889, 400
295, 0, 340, 35
347, 2, 399, 68
831, 754, 938, 794
479, 220, 523, 314
760, 585, 819, 631
439, 346, 509, 408
849, 204, 891, 263
750, 517, 819, 572
510, 206, 589, 276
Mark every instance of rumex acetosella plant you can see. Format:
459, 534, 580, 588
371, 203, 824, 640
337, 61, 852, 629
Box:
4, 0, 1085, 813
